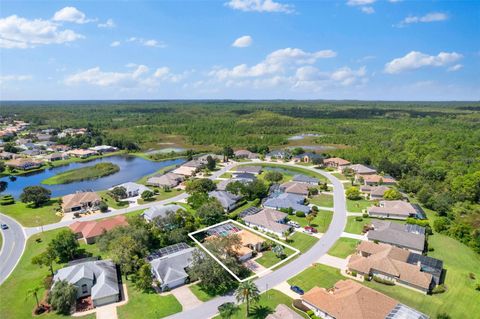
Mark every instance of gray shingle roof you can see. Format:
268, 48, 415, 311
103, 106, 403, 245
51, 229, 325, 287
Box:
143, 204, 184, 222
367, 221, 425, 252
263, 193, 309, 213
292, 174, 319, 184
208, 190, 242, 210
150, 247, 196, 287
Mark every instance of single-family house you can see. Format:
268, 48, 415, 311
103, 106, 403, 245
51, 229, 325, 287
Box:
348, 241, 441, 293
357, 174, 396, 186
345, 164, 377, 175
235, 165, 263, 175
302, 279, 428, 319
292, 174, 319, 185
234, 149, 259, 159
263, 193, 310, 214
20, 149, 42, 157
217, 177, 253, 191
280, 181, 311, 196
242, 208, 290, 237
171, 165, 198, 177
368, 200, 425, 220
62, 192, 101, 214
143, 204, 184, 222
265, 150, 289, 161
208, 190, 243, 212
69, 216, 128, 244
206, 227, 265, 262
109, 182, 151, 198
0, 151, 18, 160
45, 152, 69, 162
6, 158, 43, 170
149, 243, 196, 291
367, 220, 426, 254
67, 149, 98, 158
48, 144, 71, 152
292, 152, 324, 164
146, 172, 184, 188
182, 159, 205, 169
360, 185, 391, 200
36, 133, 52, 141
53, 259, 120, 307
89, 145, 118, 153
266, 304, 304, 319
231, 172, 256, 181
323, 157, 351, 170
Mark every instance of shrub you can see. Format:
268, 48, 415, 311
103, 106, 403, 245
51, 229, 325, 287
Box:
475, 283, 480, 291
306, 310, 314, 316
432, 284, 446, 294
355, 216, 363, 222
373, 276, 395, 286
428, 247, 435, 252
98, 201, 108, 212
437, 313, 451, 319
311, 205, 319, 212
295, 211, 306, 217
350, 271, 357, 277
362, 213, 369, 218
468, 272, 476, 280
0, 195, 14, 205
346, 186, 361, 200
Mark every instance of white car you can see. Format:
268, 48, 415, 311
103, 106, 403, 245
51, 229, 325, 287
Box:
287, 221, 300, 228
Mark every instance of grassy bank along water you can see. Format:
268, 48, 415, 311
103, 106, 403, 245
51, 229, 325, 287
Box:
41, 162, 120, 185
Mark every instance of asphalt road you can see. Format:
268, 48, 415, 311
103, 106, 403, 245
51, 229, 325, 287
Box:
0, 213, 27, 285
164, 162, 347, 319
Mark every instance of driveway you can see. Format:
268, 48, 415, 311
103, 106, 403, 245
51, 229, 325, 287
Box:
341, 232, 366, 240
317, 254, 348, 270
171, 286, 203, 311
96, 304, 118, 319
0, 213, 26, 285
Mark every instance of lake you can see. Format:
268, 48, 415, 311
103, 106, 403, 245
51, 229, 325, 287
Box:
0, 155, 184, 199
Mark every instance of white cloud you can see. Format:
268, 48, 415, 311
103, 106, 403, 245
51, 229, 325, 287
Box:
232, 35, 252, 48
53, 7, 91, 24
98, 19, 115, 28
126, 37, 166, 48
398, 12, 448, 26
110, 41, 121, 47
226, 0, 294, 13
347, 0, 376, 6
209, 47, 337, 80
0, 15, 84, 49
0, 74, 33, 84
361, 6, 375, 14
384, 51, 462, 74
447, 64, 463, 72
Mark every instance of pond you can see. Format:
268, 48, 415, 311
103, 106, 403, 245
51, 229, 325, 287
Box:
145, 147, 187, 154
287, 133, 323, 141
0, 155, 185, 199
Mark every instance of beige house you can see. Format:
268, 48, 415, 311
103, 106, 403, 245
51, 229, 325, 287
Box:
6, 158, 43, 170
323, 157, 351, 170
367, 200, 421, 220
62, 192, 101, 214
67, 149, 98, 158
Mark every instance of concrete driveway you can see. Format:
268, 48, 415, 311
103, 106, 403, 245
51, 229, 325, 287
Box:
171, 286, 203, 311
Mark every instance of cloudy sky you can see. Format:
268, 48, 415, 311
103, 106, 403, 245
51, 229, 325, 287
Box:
1, 0, 479, 101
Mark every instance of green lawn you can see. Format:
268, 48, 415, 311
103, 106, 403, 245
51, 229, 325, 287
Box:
346, 198, 372, 213
219, 172, 232, 179
42, 162, 119, 185
288, 264, 344, 292
228, 200, 259, 218
331, 172, 348, 180
136, 188, 183, 204
344, 216, 373, 234
212, 289, 306, 319
189, 283, 217, 302
0, 228, 96, 319
287, 232, 319, 252
309, 193, 333, 208
288, 210, 333, 233
0, 199, 62, 226
239, 163, 328, 183
255, 246, 296, 268
97, 190, 130, 209
327, 238, 359, 258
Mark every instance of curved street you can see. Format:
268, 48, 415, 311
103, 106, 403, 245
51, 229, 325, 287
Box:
0, 160, 347, 319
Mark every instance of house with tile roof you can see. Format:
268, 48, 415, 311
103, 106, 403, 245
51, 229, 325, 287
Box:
348, 241, 441, 293
61, 192, 101, 214
109, 182, 151, 198
345, 164, 377, 175
69, 215, 128, 244
360, 185, 391, 200
5, 157, 43, 170
242, 208, 290, 237
368, 200, 424, 220
358, 174, 397, 186
292, 174, 319, 185
53, 259, 120, 307
280, 181, 311, 196
323, 157, 351, 170
146, 172, 184, 188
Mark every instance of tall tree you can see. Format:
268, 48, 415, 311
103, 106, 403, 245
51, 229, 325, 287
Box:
48, 280, 77, 315
234, 280, 260, 316
20, 186, 51, 207
26, 285, 42, 309
31, 247, 56, 276
48, 230, 80, 263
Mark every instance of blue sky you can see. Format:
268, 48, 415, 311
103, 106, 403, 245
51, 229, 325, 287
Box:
1, 0, 479, 100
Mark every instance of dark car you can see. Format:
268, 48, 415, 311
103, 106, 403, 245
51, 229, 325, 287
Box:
290, 285, 304, 295
304, 226, 318, 233
1, 224, 8, 230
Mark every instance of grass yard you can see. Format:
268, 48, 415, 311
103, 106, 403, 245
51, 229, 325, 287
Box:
344, 216, 373, 234
189, 283, 217, 302
97, 190, 129, 209
287, 263, 344, 292
0, 228, 97, 319
212, 289, 306, 319
42, 162, 119, 185
287, 232, 319, 252
331, 172, 348, 180
240, 163, 328, 183
255, 246, 297, 268
219, 172, 232, 179
346, 198, 372, 213
136, 188, 183, 204
117, 281, 182, 319
327, 238, 360, 258
309, 193, 333, 208
288, 210, 333, 233
0, 199, 62, 226
228, 200, 259, 218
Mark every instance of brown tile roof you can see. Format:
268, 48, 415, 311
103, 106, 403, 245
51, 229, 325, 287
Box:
281, 181, 310, 195
6, 158, 43, 167
348, 241, 433, 289
368, 200, 417, 217
61, 192, 101, 211
324, 157, 351, 166
302, 280, 398, 319
69, 215, 128, 239
242, 208, 290, 234
361, 174, 396, 184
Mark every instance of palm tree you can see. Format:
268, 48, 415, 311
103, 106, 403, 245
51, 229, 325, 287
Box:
26, 286, 41, 309
283, 229, 292, 242
234, 280, 260, 316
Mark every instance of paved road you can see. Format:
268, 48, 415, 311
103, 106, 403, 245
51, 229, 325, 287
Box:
0, 213, 27, 285
0, 161, 236, 284
165, 162, 347, 319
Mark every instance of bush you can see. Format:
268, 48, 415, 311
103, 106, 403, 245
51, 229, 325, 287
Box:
468, 272, 476, 280
362, 213, 369, 218
306, 310, 314, 316
355, 216, 363, 222
373, 276, 395, 286
98, 201, 108, 212
346, 186, 362, 200
295, 211, 306, 217
0, 195, 14, 205
475, 283, 480, 291
432, 284, 446, 294
437, 313, 451, 319
428, 247, 435, 252
350, 271, 357, 277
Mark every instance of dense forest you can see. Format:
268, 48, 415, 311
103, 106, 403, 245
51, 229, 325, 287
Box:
1, 100, 479, 252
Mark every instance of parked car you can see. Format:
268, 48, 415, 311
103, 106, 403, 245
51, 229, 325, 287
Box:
1, 224, 8, 230
290, 285, 304, 295
304, 226, 318, 233
287, 220, 300, 228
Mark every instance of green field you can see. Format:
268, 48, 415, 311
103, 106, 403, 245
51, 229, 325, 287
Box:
287, 232, 319, 252
117, 282, 182, 319
309, 193, 334, 208
212, 289, 306, 319
42, 162, 120, 185
346, 198, 372, 213
288, 264, 344, 292
0, 199, 62, 226
327, 237, 360, 258
288, 210, 333, 233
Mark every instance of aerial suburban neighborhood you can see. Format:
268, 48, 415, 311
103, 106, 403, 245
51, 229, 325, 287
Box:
1, 1, 479, 319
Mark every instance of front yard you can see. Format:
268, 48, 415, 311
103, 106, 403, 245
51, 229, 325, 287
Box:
327, 237, 360, 258
309, 193, 333, 208
346, 198, 372, 213
0, 199, 62, 226
136, 188, 183, 204
288, 210, 333, 233
287, 263, 344, 292
344, 216, 373, 234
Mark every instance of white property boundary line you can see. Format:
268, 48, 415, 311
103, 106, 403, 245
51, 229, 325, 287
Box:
189, 219, 300, 283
